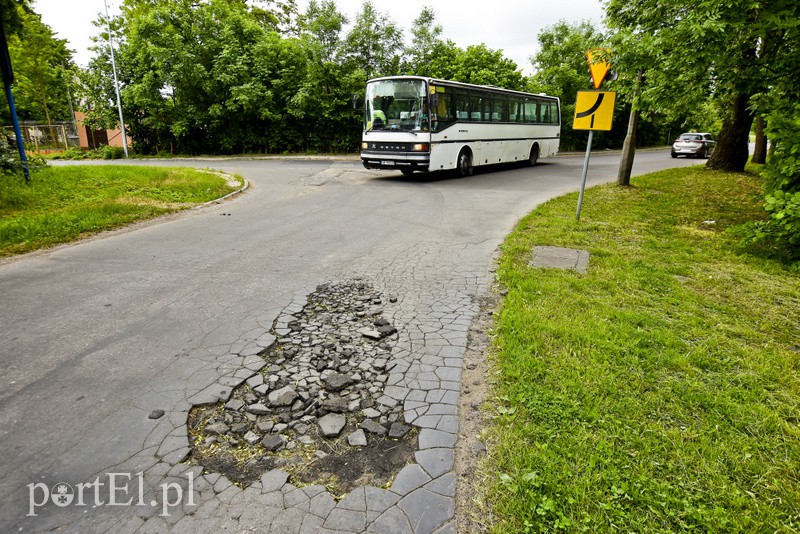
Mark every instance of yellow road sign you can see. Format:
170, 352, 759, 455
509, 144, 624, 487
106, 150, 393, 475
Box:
586, 49, 611, 89
573, 91, 616, 131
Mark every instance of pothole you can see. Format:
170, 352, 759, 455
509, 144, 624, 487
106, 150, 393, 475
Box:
186, 279, 417, 496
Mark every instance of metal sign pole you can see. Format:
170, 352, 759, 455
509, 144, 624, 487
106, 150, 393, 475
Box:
576, 130, 594, 222
104, 0, 129, 157
1, 15, 29, 181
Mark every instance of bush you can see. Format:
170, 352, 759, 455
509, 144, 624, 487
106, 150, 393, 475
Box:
1, 135, 46, 175
48, 147, 88, 160
750, 105, 800, 261
102, 145, 125, 159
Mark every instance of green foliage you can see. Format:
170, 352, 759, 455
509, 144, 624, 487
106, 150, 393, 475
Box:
487, 167, 800, 532
2, 4, 75, 124
749, 104, 800, 259
528, 20, 605, 151
75, 0, 535, 156
344, 1, 403, 79
607, 0, 800, 172
0, 134, 45, 174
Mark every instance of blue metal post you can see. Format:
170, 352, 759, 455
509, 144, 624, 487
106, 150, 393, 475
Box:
4, 81, 29, 182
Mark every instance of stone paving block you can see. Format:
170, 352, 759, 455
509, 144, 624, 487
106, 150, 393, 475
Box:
237, 504, 281, 531
390, 464, 431, 496
258, 490, 285, 508
159, 446, 190, 465
414, 414, 442, 429
367, 506, 412, 534
190, 498, 221, 520
435, 367, 461, 382
239, 343, 263, 357
299, 513, 325, 533
426, 403, 457, 416
272, 507, 310, 534
309, 491, 336, 519
216, 484, 240, 505
365, 486, 400, 522
398, 488, 454, 534
436, 415, 458, 434
301, 484, 327, 498
284, 487, 311, 510
424, 473, 457, 498
419, 429, 457, 450
337, 486, 367, 511
261, 469, 289, 493
415, 448, 455, 479
323, 508, 367, 532
187, 383, 231, 405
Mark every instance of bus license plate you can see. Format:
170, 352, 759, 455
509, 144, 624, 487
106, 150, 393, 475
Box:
381, 160, 395, 166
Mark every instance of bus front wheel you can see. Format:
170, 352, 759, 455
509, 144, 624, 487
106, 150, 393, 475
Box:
529, 144, 540, 166
457, 149, 473, 177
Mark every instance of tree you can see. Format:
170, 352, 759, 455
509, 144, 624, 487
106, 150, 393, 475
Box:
0, 0, 31, 34
406, 7, 443, 76
449, 44, 524, 90
607, 0, 800, 173
3, 5, 74, 124
344, 1, 403, 79
528, 20, 605, 151
294, 0, 362, 152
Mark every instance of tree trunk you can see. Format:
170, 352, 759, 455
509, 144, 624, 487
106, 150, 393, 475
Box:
706, 93, 754, 172
617, 107, 639, 186
751, 115, 767, 164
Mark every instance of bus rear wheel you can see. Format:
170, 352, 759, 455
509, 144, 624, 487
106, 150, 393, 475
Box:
457, 149, 473, 177
528, 144, 540, 166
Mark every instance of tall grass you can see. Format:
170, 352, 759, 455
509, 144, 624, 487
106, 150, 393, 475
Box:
484, 167, 800, 532
0, 165, 241, 257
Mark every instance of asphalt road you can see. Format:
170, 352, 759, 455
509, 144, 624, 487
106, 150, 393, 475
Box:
0, 150, 702, 531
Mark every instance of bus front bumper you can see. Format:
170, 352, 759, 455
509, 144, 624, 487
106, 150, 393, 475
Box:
361, 152, 430, 171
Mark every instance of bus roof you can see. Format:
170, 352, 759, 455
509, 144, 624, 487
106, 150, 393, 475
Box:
366, 75, 560, 102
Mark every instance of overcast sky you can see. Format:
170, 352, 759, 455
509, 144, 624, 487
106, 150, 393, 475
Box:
31, 0, 607, 75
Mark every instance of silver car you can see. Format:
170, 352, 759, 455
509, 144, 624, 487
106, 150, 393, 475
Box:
671, 132, 716, 158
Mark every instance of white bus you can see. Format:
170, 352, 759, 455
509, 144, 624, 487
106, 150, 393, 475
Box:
361, 76, 560, 176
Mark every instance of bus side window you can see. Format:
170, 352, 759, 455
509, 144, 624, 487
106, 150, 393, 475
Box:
470, 95, 482, 121
495, 99, 509, 122
433, 93, 455, 131
509, 100, 519, 122
524, 100, 538, 123
455, 92, 469, 121
482, 98, 492, 121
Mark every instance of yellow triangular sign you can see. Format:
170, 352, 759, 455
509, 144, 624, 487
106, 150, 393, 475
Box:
586, 49, 611, 89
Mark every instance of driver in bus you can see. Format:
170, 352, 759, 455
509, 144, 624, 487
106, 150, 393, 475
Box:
369, 108, 386, 130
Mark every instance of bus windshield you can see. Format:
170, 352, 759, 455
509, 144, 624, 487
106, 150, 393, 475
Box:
365, 79, 428, 132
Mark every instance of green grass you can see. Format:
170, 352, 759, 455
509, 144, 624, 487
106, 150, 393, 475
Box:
0, 165, 242, 257
484, 166, 800, 532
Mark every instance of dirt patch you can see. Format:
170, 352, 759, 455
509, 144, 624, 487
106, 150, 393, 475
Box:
296, 431, 419, 495
191, 447, 277, 487
454, 284, 501, 533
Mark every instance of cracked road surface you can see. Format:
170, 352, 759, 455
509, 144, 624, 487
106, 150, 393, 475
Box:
0, 153, 700, 532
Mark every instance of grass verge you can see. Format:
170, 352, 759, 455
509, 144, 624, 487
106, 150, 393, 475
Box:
483, 166, 800, 532
0, 165, 242, 258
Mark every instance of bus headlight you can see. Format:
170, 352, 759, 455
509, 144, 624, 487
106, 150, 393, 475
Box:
361, 142, 369, 150
412, 143, 430, 152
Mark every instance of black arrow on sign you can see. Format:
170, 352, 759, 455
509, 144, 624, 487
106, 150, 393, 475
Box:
575, 92, 605, 128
